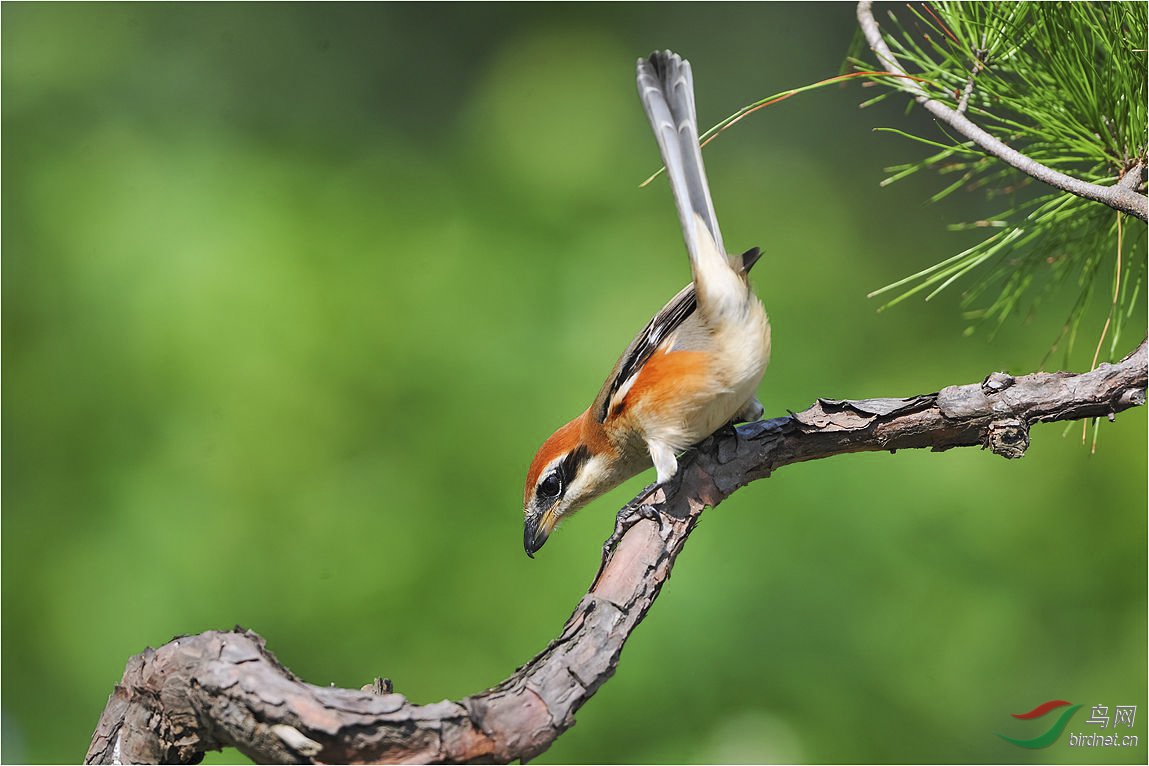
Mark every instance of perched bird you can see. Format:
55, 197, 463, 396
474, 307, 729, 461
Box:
522, 50, 771, 557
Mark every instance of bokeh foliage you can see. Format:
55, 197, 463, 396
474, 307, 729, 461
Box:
2, 4, 1145, 764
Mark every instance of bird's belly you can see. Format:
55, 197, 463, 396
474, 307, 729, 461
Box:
663, 367, 763, 449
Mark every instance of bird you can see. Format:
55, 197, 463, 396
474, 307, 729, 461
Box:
522, 50, 771, 557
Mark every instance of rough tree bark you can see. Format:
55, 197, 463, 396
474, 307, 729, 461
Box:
87, 340, 1147, 765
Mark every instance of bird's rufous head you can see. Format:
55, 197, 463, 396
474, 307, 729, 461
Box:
522, 413, 611, 557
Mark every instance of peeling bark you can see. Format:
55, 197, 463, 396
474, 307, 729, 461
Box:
86, 340, 1147, 765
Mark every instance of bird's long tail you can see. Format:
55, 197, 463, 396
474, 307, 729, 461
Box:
637, 51, 745, 318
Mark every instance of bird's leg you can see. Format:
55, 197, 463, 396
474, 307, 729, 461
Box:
647, 439, 679, 484
603, 439, 681, 555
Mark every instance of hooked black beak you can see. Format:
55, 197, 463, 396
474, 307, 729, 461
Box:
523, 512, 552, 558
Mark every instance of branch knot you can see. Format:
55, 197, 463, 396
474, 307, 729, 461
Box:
985, 418, 1029, 459
981, 372, 1015, 394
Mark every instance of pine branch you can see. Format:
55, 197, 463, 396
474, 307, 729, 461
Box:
1118, 160, 1147, 193
86, 340, 1147, 765
856, 0, 1148, 222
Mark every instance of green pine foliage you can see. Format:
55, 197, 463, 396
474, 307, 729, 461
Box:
854, 1, 1147, 363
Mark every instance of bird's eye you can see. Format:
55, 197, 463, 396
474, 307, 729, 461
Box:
538, 472, 562, 499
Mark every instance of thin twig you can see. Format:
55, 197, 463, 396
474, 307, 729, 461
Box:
639, 70, 933, 189
856, 0, 1148, 222
956, 49, 986, 115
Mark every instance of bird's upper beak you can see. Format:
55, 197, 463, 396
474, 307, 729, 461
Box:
523, 507, 558, 558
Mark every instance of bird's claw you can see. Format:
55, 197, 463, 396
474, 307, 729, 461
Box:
602, 498, 666, 556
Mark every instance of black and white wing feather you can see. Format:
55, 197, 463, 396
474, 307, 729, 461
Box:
592, 248, 760, 423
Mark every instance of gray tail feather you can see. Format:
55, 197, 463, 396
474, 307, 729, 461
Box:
637, 50, 726, 260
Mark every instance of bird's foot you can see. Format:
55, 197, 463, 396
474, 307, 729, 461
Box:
726, 397, 764, 429
602, 497, 666, 556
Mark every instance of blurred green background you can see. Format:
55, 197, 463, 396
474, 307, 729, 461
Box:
2, 3, 1145, 764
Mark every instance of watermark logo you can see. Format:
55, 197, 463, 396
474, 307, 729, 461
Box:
996, 700, 1082, 748
996, 700, 1138, 749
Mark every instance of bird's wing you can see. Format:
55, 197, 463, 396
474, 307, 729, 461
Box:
591, 248, 761, 424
